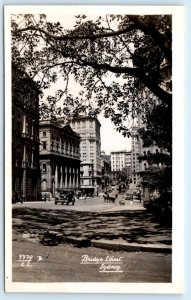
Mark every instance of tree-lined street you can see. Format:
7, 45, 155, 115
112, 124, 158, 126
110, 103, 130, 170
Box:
10, 11, 173, 285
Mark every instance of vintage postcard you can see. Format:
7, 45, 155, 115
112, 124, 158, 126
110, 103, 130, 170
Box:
5, 5, 184, 293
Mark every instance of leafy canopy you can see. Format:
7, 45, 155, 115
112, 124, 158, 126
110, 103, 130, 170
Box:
11, 14, 172, 138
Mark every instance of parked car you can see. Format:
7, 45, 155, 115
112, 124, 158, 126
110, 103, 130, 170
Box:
119, 198, 125, 205
55, 190, 75, 205
124, 192, 132, 200
12, 191, 24, 203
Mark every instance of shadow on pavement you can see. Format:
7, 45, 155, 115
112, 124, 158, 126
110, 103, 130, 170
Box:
12, 207, 172, 246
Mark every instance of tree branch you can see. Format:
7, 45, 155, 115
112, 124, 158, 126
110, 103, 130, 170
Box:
128, 16, 172, 63
78, 59, 172, 104
13, 18, 171, 60
13, 24, 137, 41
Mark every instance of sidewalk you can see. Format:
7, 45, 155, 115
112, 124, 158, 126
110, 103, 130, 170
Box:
12, 204, 172, 253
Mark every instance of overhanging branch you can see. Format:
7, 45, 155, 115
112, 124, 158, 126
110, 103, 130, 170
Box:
78, 59, 172, 104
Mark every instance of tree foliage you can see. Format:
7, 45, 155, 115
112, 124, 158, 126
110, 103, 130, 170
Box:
11, 13, 172, 140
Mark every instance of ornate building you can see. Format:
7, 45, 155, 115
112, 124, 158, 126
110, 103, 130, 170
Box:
12, 63, 41, 202
39, 120, 81, 197
57, 115, 102, 195
131, 127, 140, 186
101, 151, 111, 191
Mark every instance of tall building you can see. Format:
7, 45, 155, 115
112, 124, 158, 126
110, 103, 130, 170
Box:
12, 63, 41, 202
137, 57, 172, 199
125, 151, 132, 171
39, 119, 81, 197
110, 150, 132, 184
131, 127, 140, 186
101, 151, 111, 191
111, 150, 131, 172
57, 115, 102, 195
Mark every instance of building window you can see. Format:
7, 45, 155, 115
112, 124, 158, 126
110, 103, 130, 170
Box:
51, 142, 54, 151
42, 142, 47, 150
42, 163, 47, 172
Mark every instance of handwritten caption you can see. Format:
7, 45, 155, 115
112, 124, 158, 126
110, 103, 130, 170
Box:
80, 255, 124, 273
18, 254, 44, 267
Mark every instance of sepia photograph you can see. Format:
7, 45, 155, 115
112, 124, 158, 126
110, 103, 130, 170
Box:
4, 5, 184, 293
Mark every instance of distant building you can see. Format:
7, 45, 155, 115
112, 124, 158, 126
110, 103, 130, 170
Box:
12, 63, 41, 202
131, 127, 140, 185
101, 151, 111, 191
80, 160, 95, 196
58, 115, 102, 194
111, 150, 131, 172
39, 119, 81, 197
110, 150, 132, 184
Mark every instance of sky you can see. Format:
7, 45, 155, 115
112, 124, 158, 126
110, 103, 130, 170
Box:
98, 114, 131, 154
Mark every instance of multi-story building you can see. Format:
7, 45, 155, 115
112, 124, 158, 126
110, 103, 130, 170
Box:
110, 150, 132, 184
80, 160, 94, 196
101, 151, 111, 191
137, 58, 172, 199
12, 63, 41, 202
60, 115, 102, 195
39, 119, 81, 197
111, 150, 131, 172
131, 127, 140, 186
111, 150, 126, 172
125, 151, 132, 170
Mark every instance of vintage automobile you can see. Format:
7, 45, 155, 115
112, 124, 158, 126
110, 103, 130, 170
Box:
119, 198, 125, 205
12, 191, 24, 203
55, 190, 75, 205
124, 192, 132, 200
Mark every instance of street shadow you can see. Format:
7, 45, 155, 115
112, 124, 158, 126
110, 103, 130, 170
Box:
12, 207, 172, 246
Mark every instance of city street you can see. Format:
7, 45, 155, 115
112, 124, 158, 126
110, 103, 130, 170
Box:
13, 194, 144, 212
8, 10, 177, 288
12, 195, 172, 282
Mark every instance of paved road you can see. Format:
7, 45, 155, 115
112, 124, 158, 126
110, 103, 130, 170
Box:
12, 201, 171, 249
13, 194, 144, 212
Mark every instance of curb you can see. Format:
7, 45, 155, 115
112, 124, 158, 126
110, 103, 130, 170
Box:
42, 231, 172, 254
91, 239, 172, 254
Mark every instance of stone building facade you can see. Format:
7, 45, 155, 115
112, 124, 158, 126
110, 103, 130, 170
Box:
131, 127, 140, 186
57, 115, 102, 195
12, 63, 41, 202
39, 120, 81, 197
101, 151, 111, 191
